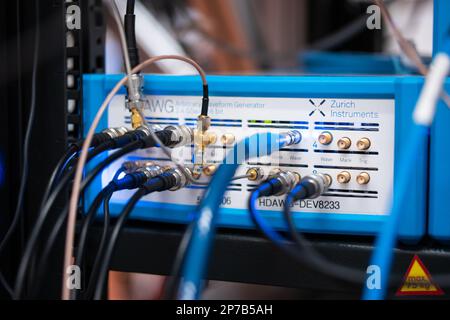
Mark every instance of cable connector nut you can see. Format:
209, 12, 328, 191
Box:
272, 170, 300, 196
300, 173, 330, 199
126, 73, 144, 103
168, 168, 191, 191
165, 125, 194, 148
122, 160, 155, 173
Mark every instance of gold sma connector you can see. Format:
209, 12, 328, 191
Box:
194, 116, 216, 150
337, 137, 351, 150
357, 138, 371, 151
203, 165, 217, 176
246, 168, 264, 181
221, 133, 236, 146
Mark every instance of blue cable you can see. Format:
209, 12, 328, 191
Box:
55, 147, 93, 183
249, 188, 286, 244
177, 132, 294, 300
54, 151, 79, 182
362, 124, 428, 300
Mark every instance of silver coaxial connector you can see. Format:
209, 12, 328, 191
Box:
135, 125, 152, 137
102, 126, 130, 139
272, 171, 300, 196
165, 125, 194, 148
282, 130, 302, 146
125, 74, 144, 107
168, 168, 191, 191
115, 126, 130, 137
122, 160, 155, 173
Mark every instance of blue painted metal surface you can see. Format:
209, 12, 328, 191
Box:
83, 74, 427, 241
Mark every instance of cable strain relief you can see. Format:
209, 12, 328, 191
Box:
107, 180, 120, 192
143, 172, 176, 194
129, 171, 148, 189
160, 172, 178, 190
256, 180, 278, 198
115, 172, 148, 190
201, 85, 209, 116
113, 135, 133, 149
291, 184, 308, 202
159, 129, 175, 147
91, 132, 112, 147
267, 178, 285, 196
113, 130, 145, 148
71, 132, 110, 150
300, 178, 320, 199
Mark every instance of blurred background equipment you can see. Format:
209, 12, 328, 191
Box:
3, 0, 450, 302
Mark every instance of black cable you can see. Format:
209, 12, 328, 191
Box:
40, 143, 110, 208
13, 141, 141, 299
40, 145, 78, 207
30, 204, 67, 298
41, 131, 132, 204
33, 180, 113, 299
32, 170, 123, 298
93, 172, 177, 300
248, 182, 368, 288
126, 0, 135, 14
0, 270, 13, 297
74, 186, 114, 270
17, 129, 172, 297
71, 185, 113, 300
125, 0, 140, 69
0, 2, 40, 297
40, 145, 78, 203
201, 85, 209, 117
282, 186, 366, 285
82, 191, 113, 300
24, 130, 171, 295
92, 188, 146, 300
248, 180, 406, 290
79, 168, 149, 299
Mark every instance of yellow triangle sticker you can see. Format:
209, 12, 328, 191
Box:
396, 255, 444, 296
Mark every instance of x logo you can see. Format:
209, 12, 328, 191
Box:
309, 99, 326, 117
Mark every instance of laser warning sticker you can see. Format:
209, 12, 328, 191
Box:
396, 255, 444, 296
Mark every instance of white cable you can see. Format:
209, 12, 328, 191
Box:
413, 53, 450, 126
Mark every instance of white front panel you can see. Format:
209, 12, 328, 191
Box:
105, 95, 395, 215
